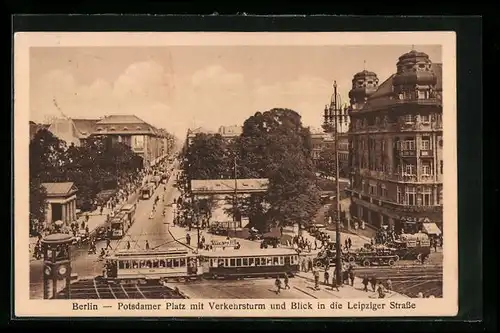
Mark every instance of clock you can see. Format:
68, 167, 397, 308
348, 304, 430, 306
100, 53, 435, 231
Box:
58, 265, 67, 276
44, 266, 52, 276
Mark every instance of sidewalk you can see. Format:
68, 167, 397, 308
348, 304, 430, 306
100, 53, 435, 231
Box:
294, 271, 409, 299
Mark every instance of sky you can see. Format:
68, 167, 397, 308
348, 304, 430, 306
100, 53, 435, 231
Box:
29, 45, 441, 139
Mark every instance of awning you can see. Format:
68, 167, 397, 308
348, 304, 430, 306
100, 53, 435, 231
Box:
422, 222, 442, 235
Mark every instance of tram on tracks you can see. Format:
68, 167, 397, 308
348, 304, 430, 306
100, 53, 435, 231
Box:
110, 204, 137, 239
104, 248, 203, 282
200, 248, 300, 279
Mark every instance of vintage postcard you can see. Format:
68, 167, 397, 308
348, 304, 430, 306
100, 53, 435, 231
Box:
14, 31, 458, 317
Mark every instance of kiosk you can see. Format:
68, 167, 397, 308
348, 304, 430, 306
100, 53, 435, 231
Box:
41, 233, 73, 299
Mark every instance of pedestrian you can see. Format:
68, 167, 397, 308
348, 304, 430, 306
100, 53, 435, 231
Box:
433, 238, 438, 252
386, 279, 392, 292
377, 282, 386, 298
127, 241, 131, 250
344, 239, 348, 250
105, 238, 112, 250
275, 276, 282, 294
313, 269, 320, 290
145, 240, 150, 250
370, 276, 377, 292
349, 268, 355, 286
348, 237, 352, 249
81, 220, 85, 230
283, 274, 290, 289
100, 206, 104, 215
186, 233, 191, 246
362, 275, 369, 292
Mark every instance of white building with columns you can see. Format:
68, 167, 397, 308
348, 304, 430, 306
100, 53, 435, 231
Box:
41, 182, 78, 226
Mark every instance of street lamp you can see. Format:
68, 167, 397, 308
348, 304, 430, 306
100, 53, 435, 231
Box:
322, 80, 344, 286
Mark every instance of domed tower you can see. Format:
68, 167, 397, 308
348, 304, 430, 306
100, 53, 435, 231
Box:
392, 50, 437, 100
348, 70, 379, 111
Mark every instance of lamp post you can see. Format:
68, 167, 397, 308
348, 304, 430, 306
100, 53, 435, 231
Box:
322, 80, 343, 286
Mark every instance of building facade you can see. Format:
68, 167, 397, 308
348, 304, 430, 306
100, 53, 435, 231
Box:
92, 115, 172, 168
347, 50, 443, 234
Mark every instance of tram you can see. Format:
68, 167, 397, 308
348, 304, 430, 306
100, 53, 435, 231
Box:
105, 248, 203, 281
201, 248, 300, 279
141, 184, 155, 200
110, 213, 130, 239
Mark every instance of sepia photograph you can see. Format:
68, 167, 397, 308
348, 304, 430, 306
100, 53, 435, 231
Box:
14, 32, 457, 317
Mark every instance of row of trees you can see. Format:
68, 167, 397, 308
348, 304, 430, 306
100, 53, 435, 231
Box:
181, 108, 323, 231
29, 129, 144, 235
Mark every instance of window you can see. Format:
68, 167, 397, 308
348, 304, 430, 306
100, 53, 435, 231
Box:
421, 136, 431, 150
381, 185, 388, 198
404, 163, 416, 175
381, 140, 386, 152
418, 90, 426, 99
236, 258, 242, 266
422, 162, 432, 176
401, 138, 415, 150
405, 186, 416, 205
230, 259, 236, 266
440, 160, 443, 174
369, 184, 377, 195
420, 187, 432, 206
404, 114, 414, 123
361, 180, 366, 193
397, 186, 404, 204
421, 114, 430, 122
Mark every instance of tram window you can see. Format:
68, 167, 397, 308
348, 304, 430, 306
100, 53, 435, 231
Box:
242, 258, 248, 266
230, 259, 236, 267
159, 260, 165, 268
123, 261, 130, 269
133, 261, 138, 268
119, 261, 125, 269
152, 259, 159, 268
180, 258, 186, 267
267, 257, 273, 266
146, 260, 152, 268
138, 260, 145, 268
279, 257, 284, 265
254, 258, 260, 266
225, 259, 229, 267
273, 257, 279, 265
294, 255, 298, 264
218, 259, 225, 267
166, 259, 173, 268
249, 258, 255, 266
261, 258, 267, 266
173, 259, 180, 268
236, 258, 242, 266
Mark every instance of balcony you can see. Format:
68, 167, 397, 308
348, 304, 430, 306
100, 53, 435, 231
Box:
399, 149, 417, 157
420, 150, 433, 157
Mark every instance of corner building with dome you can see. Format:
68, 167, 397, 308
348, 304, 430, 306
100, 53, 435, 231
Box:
346, 50, 443, 235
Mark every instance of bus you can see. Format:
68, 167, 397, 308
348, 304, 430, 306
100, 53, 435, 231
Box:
201, 248, 300, 279
105, 248, 202, 281
141, 184, 155, 200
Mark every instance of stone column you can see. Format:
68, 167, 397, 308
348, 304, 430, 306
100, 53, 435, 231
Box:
73, 200, 77, 220
61, 203, 66, 223
46, 203, 52, 226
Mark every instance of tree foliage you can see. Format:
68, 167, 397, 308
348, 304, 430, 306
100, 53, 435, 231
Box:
185, 133, 233, 180
235, 108, 321, 230
316, 147, 337, 177
29, 128, 148, 234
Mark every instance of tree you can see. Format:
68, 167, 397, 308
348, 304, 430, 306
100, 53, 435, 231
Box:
29, 129, 68, 182
186, 133, 232, 180
29, 178, 47, 235
236, 108, 321, 229
316, 147, 337, 177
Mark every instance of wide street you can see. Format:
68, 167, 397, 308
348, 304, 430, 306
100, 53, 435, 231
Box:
29, 163, 182, 299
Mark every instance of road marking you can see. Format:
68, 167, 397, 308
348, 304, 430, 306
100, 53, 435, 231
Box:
120, 284, 130, 298
108, 284, 117, 299
135, 284, 147, 298
93, 279, 101, 299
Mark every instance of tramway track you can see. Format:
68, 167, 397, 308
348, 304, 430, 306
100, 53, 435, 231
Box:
55, 278, 186, 299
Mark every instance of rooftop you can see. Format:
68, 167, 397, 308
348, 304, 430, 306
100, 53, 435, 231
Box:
191, 178, 269, 194
41, 182, 78, 197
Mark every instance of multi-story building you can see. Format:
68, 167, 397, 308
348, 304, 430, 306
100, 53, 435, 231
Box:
347, 50, 443, 234
218, 125, 243, 141
92, 115, 171, 168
